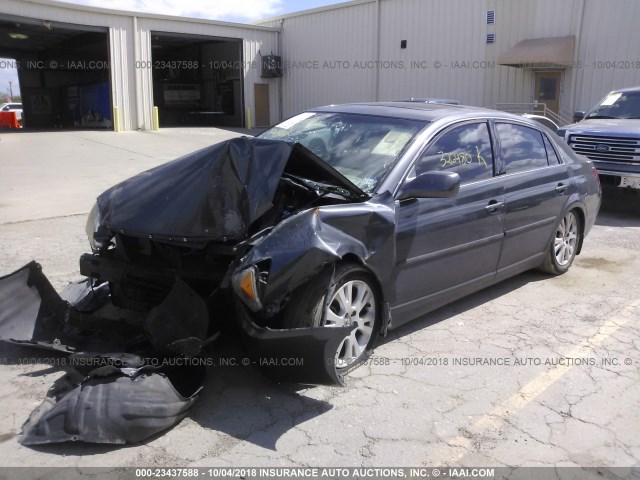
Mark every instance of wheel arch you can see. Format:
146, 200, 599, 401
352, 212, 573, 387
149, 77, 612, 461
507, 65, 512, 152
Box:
340, 253, 386, 301
566, 203, 586, 255
339, 253, 391, 337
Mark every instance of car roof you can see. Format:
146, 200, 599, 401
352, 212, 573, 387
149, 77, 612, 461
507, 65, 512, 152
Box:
310, 102, 529, 123
396, 98, 461, 105
612, 86, 640, 94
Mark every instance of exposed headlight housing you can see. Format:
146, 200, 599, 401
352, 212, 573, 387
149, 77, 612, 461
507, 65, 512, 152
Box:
85, 202, 105, 252
232, 266, 263, 312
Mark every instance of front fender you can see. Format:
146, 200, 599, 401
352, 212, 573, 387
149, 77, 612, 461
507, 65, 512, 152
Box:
235, 197, 397, 312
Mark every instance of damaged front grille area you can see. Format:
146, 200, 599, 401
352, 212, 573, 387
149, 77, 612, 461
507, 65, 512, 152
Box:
80, 235, 240, 312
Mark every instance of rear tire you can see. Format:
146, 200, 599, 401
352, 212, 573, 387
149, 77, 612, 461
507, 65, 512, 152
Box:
539, 210, 581, 275
282, 263, 381, 372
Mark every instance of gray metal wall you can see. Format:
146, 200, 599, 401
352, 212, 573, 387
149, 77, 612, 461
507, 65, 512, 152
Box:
263, 0, 640, 120
262, 0, 378, 119
572, 0, 640, 111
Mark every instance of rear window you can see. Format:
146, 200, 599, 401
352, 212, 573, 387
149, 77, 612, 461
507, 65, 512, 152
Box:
496, 123, 548, 174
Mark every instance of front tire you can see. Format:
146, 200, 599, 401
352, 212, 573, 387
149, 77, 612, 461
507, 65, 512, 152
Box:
539, 210, 581, 275
282, 263, 381, 371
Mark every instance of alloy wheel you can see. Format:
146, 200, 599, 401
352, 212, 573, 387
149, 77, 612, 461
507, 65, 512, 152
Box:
322, 280, 376, 368
554, 212, 578, 266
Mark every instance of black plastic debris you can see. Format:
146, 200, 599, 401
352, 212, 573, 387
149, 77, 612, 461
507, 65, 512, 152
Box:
0, 263, 210, 445
0, 262, 145, 353
20, 365, 206, 445
0, 261, 72, 352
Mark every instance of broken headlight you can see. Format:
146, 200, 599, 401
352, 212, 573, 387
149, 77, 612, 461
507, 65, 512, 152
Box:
232, 266, 263, 312
85, 202, 105, 251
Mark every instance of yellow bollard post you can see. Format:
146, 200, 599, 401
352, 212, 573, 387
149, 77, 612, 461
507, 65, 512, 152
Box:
245, 108, 252, 130
113, 107, 121, 132
153, 106, 160, 131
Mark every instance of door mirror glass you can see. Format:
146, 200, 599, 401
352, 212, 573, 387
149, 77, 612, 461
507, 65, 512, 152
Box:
573, 111, 585, 122
399, 171, 460, 200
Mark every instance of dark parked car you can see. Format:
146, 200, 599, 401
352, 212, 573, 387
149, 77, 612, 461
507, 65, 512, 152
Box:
0, 102, 601, 445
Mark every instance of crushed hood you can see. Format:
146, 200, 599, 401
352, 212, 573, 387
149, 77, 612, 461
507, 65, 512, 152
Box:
97, 137, 365, 243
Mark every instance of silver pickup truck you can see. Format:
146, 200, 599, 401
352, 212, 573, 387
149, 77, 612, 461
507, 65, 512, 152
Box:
558, 86, 640, 189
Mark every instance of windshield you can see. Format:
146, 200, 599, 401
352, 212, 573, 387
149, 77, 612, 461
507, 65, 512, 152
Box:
258, 112, 427, 193
586, 91, 640, 120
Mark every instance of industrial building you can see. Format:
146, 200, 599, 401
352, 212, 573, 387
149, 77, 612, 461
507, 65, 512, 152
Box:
1, 0, 640, 131
0, 0, 281, 130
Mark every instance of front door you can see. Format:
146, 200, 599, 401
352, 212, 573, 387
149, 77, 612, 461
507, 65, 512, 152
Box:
392, 121, 504, 325
534, 71, 561, 115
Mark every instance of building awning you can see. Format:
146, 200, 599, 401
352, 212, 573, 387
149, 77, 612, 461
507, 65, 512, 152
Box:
497, 36, 575, 68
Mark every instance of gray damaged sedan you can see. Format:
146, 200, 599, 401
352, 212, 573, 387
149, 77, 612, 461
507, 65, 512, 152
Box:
0, 102, 601, 445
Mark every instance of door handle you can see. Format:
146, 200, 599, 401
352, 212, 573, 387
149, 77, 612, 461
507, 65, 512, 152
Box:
484, 200, 504, 214
555, 183, 568, 194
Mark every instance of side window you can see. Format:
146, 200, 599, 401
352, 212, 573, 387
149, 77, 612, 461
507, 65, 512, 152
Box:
495, 123, 548, 174
543, 134, 561, 165
416, 122, 494, 184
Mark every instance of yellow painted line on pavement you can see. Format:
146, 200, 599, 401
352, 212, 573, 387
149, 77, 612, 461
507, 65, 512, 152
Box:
440, 298, 640, 461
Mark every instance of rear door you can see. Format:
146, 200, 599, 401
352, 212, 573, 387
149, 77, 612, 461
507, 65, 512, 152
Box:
392, 121, 505, 324
493, 122, 570, 276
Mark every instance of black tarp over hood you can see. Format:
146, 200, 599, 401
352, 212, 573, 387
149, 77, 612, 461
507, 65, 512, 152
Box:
96, 137, 366, 243
97, 138, 292, 242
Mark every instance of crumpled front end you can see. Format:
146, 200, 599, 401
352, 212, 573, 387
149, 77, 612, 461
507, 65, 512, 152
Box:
0, 139, 384, 445
0, 137, 395, 446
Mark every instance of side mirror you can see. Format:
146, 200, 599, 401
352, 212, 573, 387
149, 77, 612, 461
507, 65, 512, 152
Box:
398, 171, 460, 200
573, 111, 585, 122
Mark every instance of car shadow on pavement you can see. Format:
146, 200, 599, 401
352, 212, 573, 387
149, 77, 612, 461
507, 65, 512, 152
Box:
188, 336, 332, 451
596, 186, 640, 228
380, 269, 552, 343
